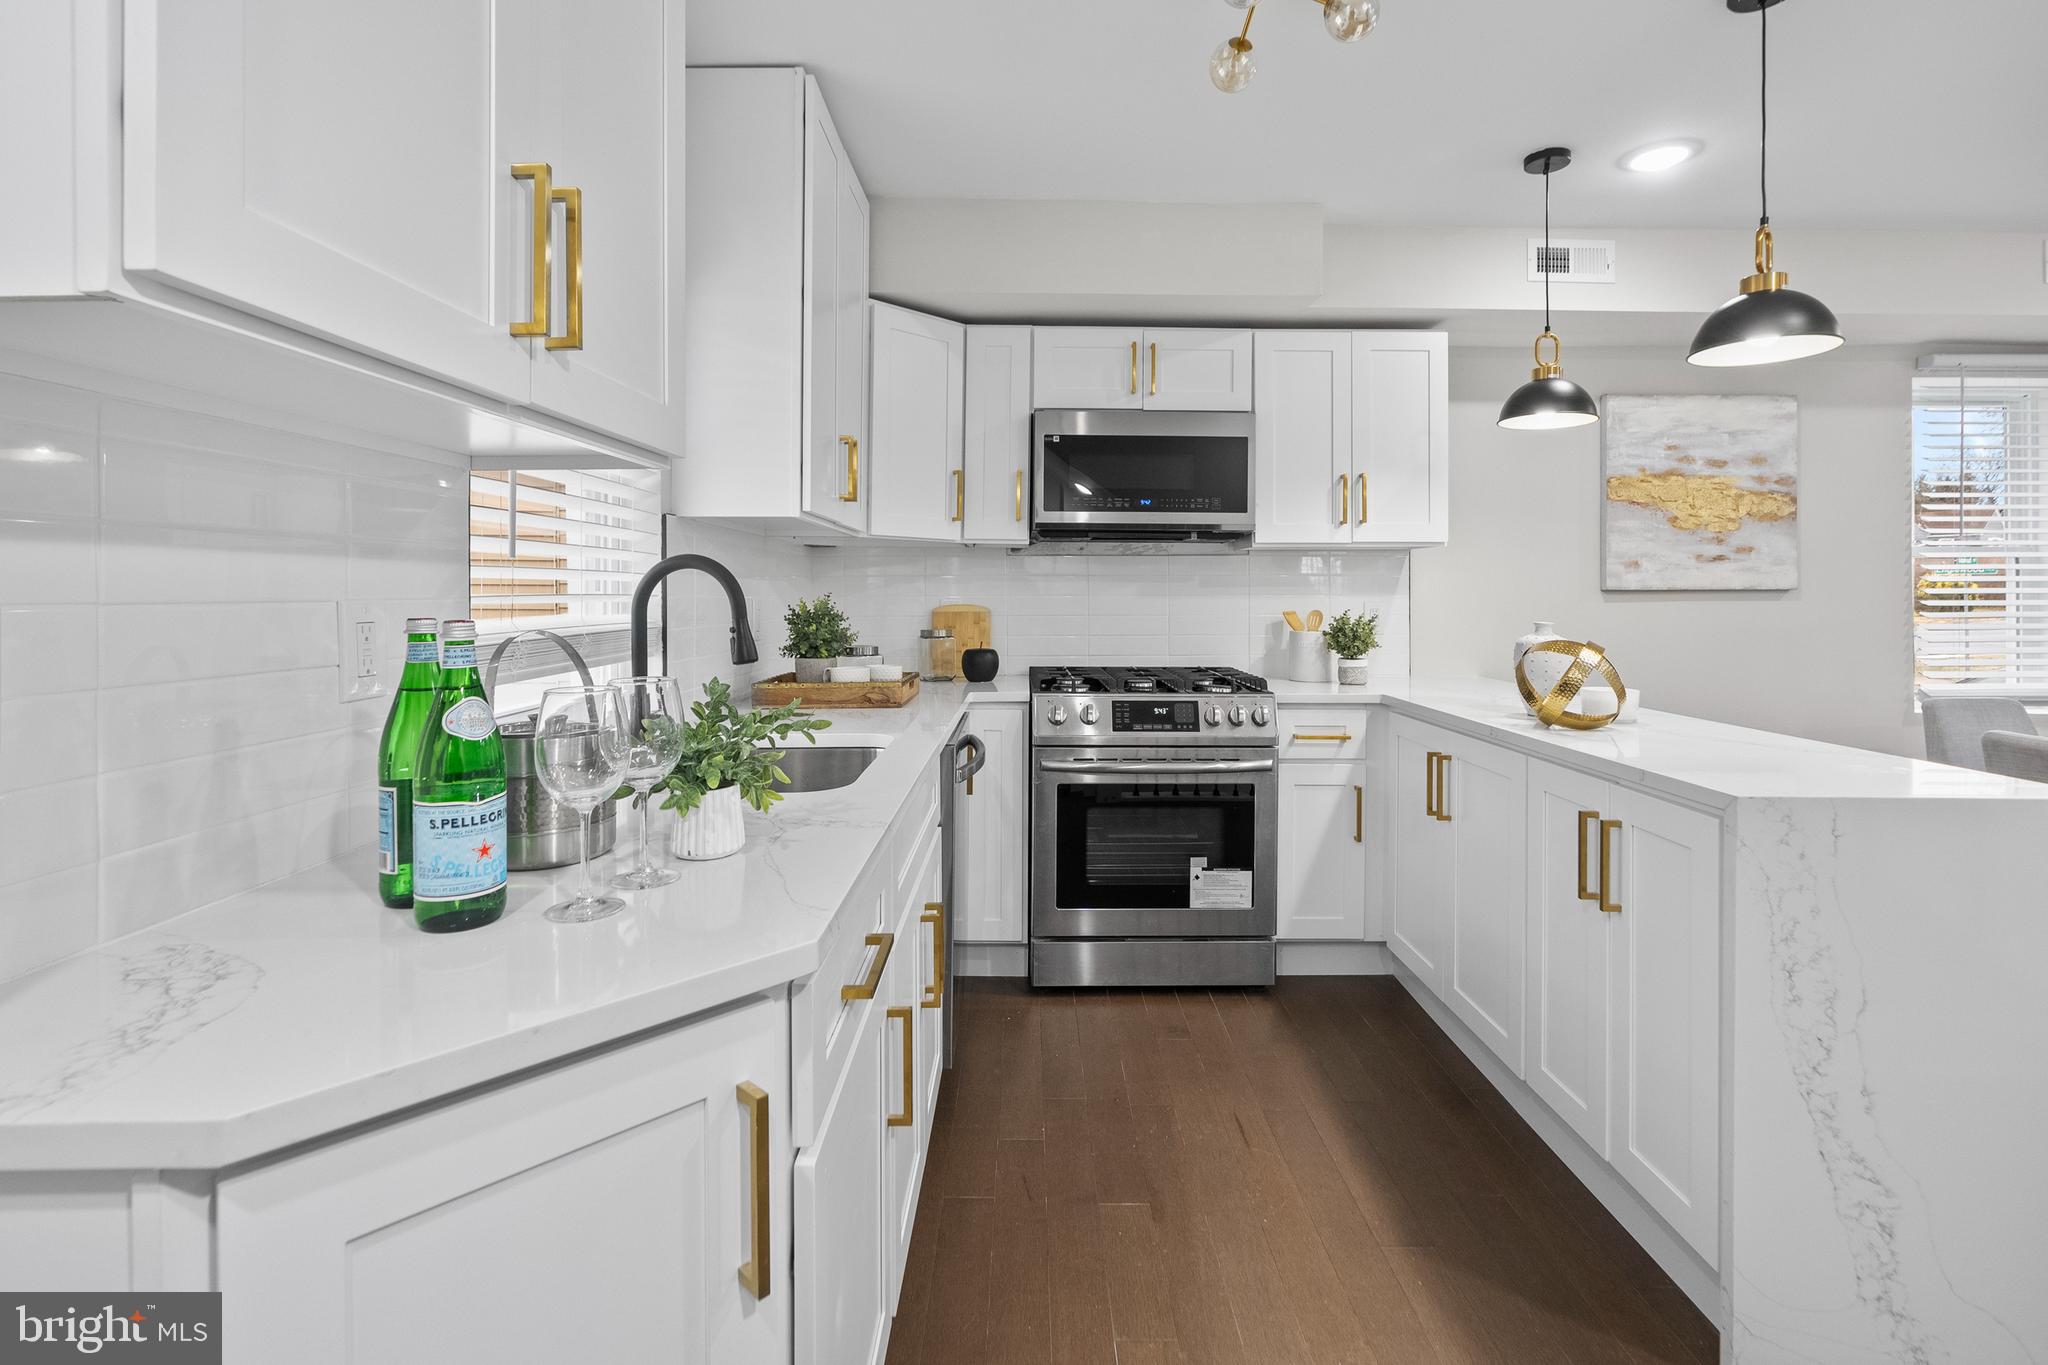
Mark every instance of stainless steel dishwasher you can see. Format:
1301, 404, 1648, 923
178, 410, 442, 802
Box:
940, 717, 985, 1067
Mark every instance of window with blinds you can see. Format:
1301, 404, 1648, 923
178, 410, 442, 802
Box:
1912, 368, 2048, 698
469, 465, 665, 714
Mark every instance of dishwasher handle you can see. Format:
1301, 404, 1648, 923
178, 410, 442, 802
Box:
955, 734, 986, 784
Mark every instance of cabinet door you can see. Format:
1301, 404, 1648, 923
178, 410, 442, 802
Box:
960, 704, 1028, 943
963, 325, 1033, 545
1525, 760, 1613, 1152
524, 0, 685, 452
914, 832, 947, 1130
218, 994, 791, 1365
1444, 739, 1528, 1075
1254, 331, 1353, 546
794, 996, 888, 1365
1144, 329, 1253, 411
1386, 718, 1452, 991
1276, 762, 1368, 940
868, 302, 966, 542
125, 0, 534, 403
1607, 788, 1721, 1265
1032, 326, 1144, 409
1352, 331, 1448, 546
881, 887, 922, 1312
800, 84, 866, 531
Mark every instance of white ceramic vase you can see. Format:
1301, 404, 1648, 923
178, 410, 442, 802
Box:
671, 785, 746, 860
793, 657, 835, 684
1337, 657, 1371, 687
1512, 621, 1564, 714
1286, 630, 1333, 683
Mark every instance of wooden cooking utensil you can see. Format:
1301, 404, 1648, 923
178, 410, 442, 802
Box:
1282, 610, 1306, 632
1306, 610, 1324, 631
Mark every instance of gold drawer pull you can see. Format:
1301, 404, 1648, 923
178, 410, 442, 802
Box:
952, 468, 965, 522
736, 1081, 770, 1298
1598, 819, 1622, 913
1577, 811, 1600, 902
1129, 340, 1138, 395
842, 931, 893, 1001
1353, 785, 1363, 843
544, 184, 583, 351
509, 163, 552, 338
1014, 469, 1025, 522
1423, 750, 1440, 817
920, 903, 945, 1009
1292, 731, 1352, 743
1434, 754, 1453, 822
1339, 473, 1349, 526
887, 1006, 914, 1127
1150, 341, 1159, 396
1357, 471, 1368, 525
839, 435, 860, 502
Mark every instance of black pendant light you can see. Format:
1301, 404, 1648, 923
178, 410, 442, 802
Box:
1499, 148, 1600, 431
1688, 0, 1843, 366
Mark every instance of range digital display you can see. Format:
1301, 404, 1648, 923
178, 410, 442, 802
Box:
1113, 699, 1199, 733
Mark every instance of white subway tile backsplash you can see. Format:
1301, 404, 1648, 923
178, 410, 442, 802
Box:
98, 790, 355, 940
0, 429, 97, 521
0, 692, 97, 793
100, 524, 348, 604
101, 434, 348, 537
98, 668, 343, 770
0, 605, 98, 699
100, 602, 341, 688
0, 518, 98, 604
0, 865, 99, 979
0, 777, 96, 886
98, 729, 358, 857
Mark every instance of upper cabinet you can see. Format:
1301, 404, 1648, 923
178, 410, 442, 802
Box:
117, 0, 686, 453
867, 302, 965, 543
679, 69, 870, 532
1254, 330, 1448, 547
962, 326, 1033, 546
1032, 328, 1252, 411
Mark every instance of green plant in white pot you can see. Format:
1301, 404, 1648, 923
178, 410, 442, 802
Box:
782, 594, 857, 684
652, 680, 832, 859
1322, 610, 1381, 686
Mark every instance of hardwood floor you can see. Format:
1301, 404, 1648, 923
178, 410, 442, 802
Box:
885, 976, 1718, 1365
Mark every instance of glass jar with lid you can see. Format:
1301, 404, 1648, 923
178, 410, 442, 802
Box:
919, 628, 957, 681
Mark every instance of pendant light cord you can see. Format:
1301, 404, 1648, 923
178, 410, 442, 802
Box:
1542, 164, 1552, 333
1758, 2, 1770, 227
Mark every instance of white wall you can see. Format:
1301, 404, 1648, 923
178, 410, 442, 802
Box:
1411, 345, 1926, 757
0, 371, 467, 980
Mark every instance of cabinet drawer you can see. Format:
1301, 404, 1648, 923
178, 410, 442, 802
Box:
791, 873, 889, 1150
889, 767, 941, 903
1277, 706, 1370, 761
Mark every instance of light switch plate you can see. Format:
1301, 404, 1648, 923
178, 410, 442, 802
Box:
339, 602, 385, 704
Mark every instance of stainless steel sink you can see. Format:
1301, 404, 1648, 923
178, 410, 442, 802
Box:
771, 745, 883, 794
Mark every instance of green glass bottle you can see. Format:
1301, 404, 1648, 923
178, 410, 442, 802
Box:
411, 619, 508, 932
377, 617, 441, 908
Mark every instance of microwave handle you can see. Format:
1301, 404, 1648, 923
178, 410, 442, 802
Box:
1037, 758, 1276, 775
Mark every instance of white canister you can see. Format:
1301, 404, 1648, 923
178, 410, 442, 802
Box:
672, 785, 746, 860
1286, 629, 1333, 684
827, 665, 871, 683
867, 664, 904, 682
1513, 621, 1565, 713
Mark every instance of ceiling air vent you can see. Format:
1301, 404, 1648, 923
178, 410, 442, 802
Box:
1526, 238, 1615, 284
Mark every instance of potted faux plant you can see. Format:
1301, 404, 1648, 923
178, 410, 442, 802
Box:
1322, 609, 1381, 687
782, 593, 858, 684
653, 679, 833, 860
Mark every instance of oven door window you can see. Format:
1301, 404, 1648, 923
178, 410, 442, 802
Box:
1053, 779, 1257, 910
1041, 434, 1249, 517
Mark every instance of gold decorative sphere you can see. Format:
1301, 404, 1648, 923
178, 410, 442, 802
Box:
1515, 639, 1626, 730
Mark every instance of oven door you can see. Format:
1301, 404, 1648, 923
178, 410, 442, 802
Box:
1031, 748, 1278, 939
1034, 409, 1255, 532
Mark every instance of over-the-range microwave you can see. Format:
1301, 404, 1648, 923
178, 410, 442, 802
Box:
1031, 409, 1255, 542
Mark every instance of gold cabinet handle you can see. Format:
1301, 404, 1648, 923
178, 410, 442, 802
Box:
1423, 751, 1439, 818
1150, 341, 1159, 396
1015, 469, 1025, 523
839, 435, 860, 502
1434, 754, 1453, 823
736, 1081, 771, 1298
887, 1006, 914, 1127
1357, 471, 1368, 526
920, 903, 946, 1009
544, 185, 583, 351
1340, 473, 1350, 526
509, 163, 552, 338
952, 468, 965, 522
1129, 340, 1138, 395
842, 931, 893, 1001
1293, 731, 1352, 743
1598, 819, 1622, 913
1577, 811, 1601, 901
1353, 785, 1363, 843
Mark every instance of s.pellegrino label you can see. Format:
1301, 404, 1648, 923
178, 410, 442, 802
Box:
412, 620, 508, 933
376, 618, 440, 908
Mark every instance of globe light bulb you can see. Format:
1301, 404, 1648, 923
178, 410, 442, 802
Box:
1209, 36, 1255, 93
1323, 0, 1378, 42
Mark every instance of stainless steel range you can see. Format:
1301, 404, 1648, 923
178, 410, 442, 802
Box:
1028, 665, 1278, 988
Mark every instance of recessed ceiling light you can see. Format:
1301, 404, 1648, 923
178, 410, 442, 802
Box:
1621, 140, 1702, 174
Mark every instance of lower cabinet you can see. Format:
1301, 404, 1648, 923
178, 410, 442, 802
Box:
216, 993, 791, 1365
959, 702, 1028, 944
1276, 761, 1369, 939
1387, 716, 1453, 988
794, 986, 888, 1365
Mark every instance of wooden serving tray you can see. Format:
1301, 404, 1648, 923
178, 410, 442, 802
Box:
751, 671, 922, 710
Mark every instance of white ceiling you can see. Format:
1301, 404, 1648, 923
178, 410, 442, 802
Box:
690, 0, 2048, 233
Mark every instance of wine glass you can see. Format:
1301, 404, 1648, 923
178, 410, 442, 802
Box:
611, 676, 687, 890
534, 684, 631, 923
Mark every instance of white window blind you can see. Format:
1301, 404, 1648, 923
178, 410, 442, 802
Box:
469, 465, 664, 713
1912, 368, 2048, 698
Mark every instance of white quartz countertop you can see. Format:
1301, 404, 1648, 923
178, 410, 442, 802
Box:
2, 671, 2037, 1172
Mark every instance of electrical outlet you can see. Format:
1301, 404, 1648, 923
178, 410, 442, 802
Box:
339, 604, 385, 703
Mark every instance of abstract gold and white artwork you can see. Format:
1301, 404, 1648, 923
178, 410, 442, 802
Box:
1601, 394, 1798, 590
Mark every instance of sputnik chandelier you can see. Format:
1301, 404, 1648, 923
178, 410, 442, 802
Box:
1211, 0, 1379, 94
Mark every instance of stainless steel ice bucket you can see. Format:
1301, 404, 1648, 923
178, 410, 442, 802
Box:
485, 631, 618, 871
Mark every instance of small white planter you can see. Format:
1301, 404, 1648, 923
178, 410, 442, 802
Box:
671, 785, 746, 861
792, 657, 836, 684
1336, 657, 1371, 687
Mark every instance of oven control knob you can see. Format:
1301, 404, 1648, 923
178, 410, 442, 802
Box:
1078, 702, 1099, 725
1227, 704, 1246, 727
1048, 703, 1068, 726
1250, 704, 1271, 727
1205, 704, 1223, 727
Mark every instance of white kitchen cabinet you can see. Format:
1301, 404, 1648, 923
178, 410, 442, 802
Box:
681, 69, 870, 531
1387, 715, 1452, 990
1032, 327, 1144, 409
963, 325, 1033, 545
1525, 759, 1617, 1157
794, 988, 887, 1365
216, 993, 791, 1365
1442, 738, 1528, 1077
1144, 329, 1254, 411
1254, 331, 1354, 546
959, 704, 1029, 944
1276, 762, 1369, 940
868, 302, 966, 542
